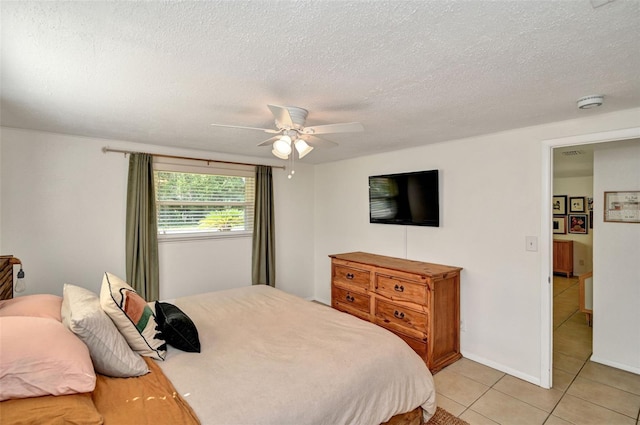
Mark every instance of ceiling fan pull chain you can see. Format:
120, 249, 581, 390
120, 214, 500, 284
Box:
288, 147, 295, 179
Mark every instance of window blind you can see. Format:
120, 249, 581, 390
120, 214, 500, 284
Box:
154, 170, 255, 235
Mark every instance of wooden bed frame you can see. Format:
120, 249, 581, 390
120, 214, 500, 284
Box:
383, 407, 423, 425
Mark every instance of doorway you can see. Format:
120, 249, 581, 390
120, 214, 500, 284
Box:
552, 144, 595, 388
540, 127, 640, 389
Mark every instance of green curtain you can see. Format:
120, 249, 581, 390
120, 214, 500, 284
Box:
126, 153, 160, 301
252, 165, 275, 286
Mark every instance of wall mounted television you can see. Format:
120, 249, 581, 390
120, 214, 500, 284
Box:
369, 169, 439, 227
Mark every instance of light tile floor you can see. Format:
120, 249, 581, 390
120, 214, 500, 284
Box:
434, 276, 640, 425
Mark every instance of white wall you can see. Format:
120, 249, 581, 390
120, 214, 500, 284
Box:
273, 162, 316, 299
553, 176, 594, 275
0, 127, 315, 299
0, 134, 3, 253
592, 142, 640, 373
1, 129, 127, 296
313, 107, 640, 384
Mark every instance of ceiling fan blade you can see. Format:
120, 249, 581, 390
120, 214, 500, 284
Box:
302, 122, 364, 135
267, 104, 294, 128
305, 134, 339, 148
211, 123, 280, 134
256, 136, 281, 147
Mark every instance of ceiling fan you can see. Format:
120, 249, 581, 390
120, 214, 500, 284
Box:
211, 104, 364, 160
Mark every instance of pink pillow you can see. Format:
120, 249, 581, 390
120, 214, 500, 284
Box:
0, 316, 96, 401
0, 294, 63, 321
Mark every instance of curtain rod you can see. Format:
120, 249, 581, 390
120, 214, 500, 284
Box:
102, 147, 286, 170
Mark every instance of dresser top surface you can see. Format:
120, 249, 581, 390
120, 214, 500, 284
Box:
329, 251, 462, 277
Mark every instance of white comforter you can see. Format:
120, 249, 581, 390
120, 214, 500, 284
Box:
158, 285, 436, 425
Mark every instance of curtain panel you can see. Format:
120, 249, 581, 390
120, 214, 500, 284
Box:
126, 153, 160, 301
252, 165, 275, 286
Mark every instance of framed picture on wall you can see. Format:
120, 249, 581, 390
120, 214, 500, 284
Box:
570, 197, 585, 213
589, 211, 593, 229
587, 197, 594, 211
553, 216, 567, 234
569, 214, 588, 234
604, 191, 640, 223
553, 195, 567, 215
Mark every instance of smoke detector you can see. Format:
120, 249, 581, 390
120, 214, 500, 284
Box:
577, 95, 604, 109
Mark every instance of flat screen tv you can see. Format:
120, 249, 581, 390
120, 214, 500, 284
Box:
369, 169, 439, 227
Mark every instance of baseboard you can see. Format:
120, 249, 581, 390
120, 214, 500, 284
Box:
310, 297, 331, 306
590, 355, 640, 375
460, 351, 542, 387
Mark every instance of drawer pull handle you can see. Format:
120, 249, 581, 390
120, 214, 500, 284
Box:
394, 284, 405, 292
346, 273, 354, 279
394, 310, 405, 319
345, 294, 355, 302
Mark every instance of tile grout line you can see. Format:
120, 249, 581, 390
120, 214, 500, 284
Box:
443, 367, 498, 421
553, 308, 581, 330
571, 374, 640, 402
548, 274, 590, 424
489, 384, 559, 420
454, 367, 552, 423
542, 278, 586, 424
458, 407, 496, 424
553, 280, 580, 330
561, 374, 640, 421
553, 277, 579, 297
545, 356, 591, 424
553, 277, 579, 292
547, 278, 586, 424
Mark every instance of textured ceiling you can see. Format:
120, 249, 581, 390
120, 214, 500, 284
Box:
1, 1, 639, 164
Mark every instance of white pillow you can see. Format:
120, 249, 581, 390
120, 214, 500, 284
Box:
99, 273, 166, 360
62, 284, 149, 377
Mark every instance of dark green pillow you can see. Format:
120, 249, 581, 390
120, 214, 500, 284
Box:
155, 302, 201, 353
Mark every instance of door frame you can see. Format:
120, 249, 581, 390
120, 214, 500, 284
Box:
540, 126, 640, 388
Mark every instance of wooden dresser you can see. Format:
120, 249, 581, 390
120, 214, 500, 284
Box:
553, 240, 573, 277
330, 251, 462, 372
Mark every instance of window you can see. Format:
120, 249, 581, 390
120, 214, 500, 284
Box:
153, 159, 255, 240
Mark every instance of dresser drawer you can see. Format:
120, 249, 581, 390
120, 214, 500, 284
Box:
374, 299, 428, 340
332, 264, 370, 291
332, 286, 370, 314
375, 274, 426, 304
333, 297, 370, 322
334, 303, 370, 322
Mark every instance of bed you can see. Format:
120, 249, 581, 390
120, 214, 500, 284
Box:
0, 270, 436, 424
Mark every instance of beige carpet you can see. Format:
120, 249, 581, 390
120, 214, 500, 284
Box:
426, 407, 470, 425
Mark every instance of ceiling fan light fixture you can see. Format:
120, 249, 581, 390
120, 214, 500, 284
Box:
294, 139, 314, 158
273, 136, 292, 157
271, 148, 289, 160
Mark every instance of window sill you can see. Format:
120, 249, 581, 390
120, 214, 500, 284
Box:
158, 231, 252, 243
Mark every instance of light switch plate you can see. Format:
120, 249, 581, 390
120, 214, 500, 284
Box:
526, 236, 538, 252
